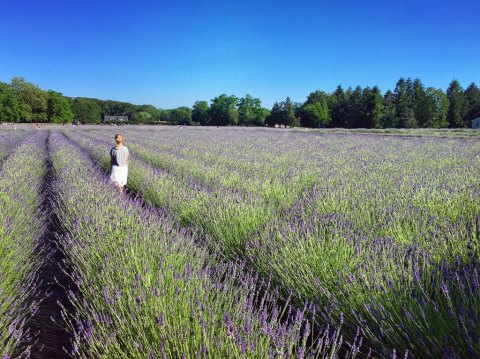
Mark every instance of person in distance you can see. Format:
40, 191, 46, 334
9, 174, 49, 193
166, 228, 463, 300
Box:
110, 133, 129, 194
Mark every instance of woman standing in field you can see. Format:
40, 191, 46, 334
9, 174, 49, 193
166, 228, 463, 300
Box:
110, 133, 129, 194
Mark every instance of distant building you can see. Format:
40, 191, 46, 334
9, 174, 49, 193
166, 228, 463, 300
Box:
473, 117, 480, 129
104, 115, 128, 124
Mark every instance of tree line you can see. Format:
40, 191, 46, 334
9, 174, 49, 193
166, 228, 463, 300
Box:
1, 76, 479, 128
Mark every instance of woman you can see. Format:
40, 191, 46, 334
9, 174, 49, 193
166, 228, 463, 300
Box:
110, 133, 129, 194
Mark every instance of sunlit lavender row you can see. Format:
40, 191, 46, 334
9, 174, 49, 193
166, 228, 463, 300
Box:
49, 132, 355, 358
0, 132, 47, 358
67, 126, 480, 357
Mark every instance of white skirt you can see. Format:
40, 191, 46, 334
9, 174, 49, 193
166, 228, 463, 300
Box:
110, 165, 128, 186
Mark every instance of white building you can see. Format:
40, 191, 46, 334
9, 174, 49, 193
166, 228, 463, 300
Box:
473, 117, 480, 129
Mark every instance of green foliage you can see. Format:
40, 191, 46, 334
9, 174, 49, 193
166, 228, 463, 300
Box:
1, 75, 479, 128
99, 99, 136, 117
362, 86, 384, 128
300, 91, 330, 128
344, 86, 364, 128
447, 79, 468, 128
10, 77, 48, 122
130, 111, 152, 124
209, 94, 238, 126
329, 85, 348, 127
0, 82, 22, 122
393, 78, 417, 128
170, 106, 193, 125
418, 87, 449, 128
237, 95, 269, 126
382, 90, 397, 128
138, 104, 161, 121
465, 83, 480, 124
47, 90, 74, 123
266, 97, 297, 127
192, 100, 210, 125
72, 98, 102, 124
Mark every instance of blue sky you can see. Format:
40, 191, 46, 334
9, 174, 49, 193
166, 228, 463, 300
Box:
1, 0, 479, 109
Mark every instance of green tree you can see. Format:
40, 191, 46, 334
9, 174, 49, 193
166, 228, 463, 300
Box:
11, 77, 48, 122
266, 97, 297, 127
266, 102, 281, 127
47, 91, 73, 123
382, 90, 397, 128
425, 87, 449, 128
464, 83, 480, 126
0, 82, 22, 122
158, 109, 172, 124
329, 85, 348, 128
170, 106, 193, 125
100, 100, 136, 118
192, 101, 210, 125
394, 78, 416, 128
72, 98, 101, 124
237, 95, 269, 126
300, 91, 330, 128
209, 94, 238, 126
446, 79, 468, 128
138, 105, 161, 122
413, 79, 430, 128
362, 86, 384, 128
130, 111, 152, 124
346, 86, 364, 128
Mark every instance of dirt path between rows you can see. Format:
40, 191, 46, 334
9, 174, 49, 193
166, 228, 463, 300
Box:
27, 131, 74, 358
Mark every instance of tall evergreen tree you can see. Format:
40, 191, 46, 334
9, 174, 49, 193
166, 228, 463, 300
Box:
362, 86, 384, 128
394, 78, 417, 128
446, 79, 468, 128
329, 85, 348, 128
266, 97, 297, 127
464, 83, 480, 126
382, 90, 397, 128
413, 79, 430, 127
346, 86, 364, 128
425, 87, 449, 128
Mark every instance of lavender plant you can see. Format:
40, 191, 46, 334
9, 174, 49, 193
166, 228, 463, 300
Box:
0, 132, 47, 358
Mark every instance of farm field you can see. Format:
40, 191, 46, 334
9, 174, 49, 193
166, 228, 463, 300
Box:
0, 125, 479, 358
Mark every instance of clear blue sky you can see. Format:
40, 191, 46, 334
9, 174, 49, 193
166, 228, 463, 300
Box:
1, 0, 479, 109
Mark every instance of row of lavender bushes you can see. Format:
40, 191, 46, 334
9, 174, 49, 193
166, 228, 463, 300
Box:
0, 129, 32, 163
67, 127, 480, 357
49, 132, 360, 358
0, 131, 47, 358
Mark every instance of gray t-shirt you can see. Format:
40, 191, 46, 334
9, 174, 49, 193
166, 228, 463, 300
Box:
110, 146, 129, 167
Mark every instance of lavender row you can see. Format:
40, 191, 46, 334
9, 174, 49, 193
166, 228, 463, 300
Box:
48, 132, 359, 358
0, 132, 47, 358
0, 129, 34, 165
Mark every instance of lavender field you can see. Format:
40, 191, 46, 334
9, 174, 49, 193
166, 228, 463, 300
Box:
0, 126, 479, 358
